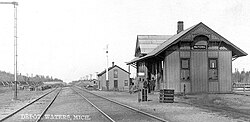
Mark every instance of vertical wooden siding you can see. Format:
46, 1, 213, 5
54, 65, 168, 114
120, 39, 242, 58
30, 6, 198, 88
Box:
208, 51, 218, 58
219, 51, 232, 92
180, 51, 191, 93
165, 51, 180, 92
158, 61, 164, 90
191, 51, 208, 93
209, 82, 219, 92
180, 51, 191, 58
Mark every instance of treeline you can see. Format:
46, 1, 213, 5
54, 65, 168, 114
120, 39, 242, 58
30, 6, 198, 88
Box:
0, 71, 63, 82
232, 69, 250, 83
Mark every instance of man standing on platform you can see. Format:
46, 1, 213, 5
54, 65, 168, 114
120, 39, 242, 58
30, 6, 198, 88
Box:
137, 78, 143, 102
146, 78, 151, 93
152, 77, 156, 92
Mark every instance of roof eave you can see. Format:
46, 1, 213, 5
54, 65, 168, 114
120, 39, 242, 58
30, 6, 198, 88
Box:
127, 55, 154, 65
134, 36, 139, 57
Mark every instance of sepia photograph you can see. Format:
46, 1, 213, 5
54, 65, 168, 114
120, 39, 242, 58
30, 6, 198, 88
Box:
0, 0, 250, 121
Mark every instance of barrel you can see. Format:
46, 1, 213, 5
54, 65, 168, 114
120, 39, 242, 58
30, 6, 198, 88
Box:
142, 88, 147, 101
159, 89, 174, 103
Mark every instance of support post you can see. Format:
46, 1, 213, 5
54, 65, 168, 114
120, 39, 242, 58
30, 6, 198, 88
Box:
106, 45, 109, 90
183, 84, 186, 96
243, 84, 245, 92
0, 2, 19, 100
14, 2, 18, 100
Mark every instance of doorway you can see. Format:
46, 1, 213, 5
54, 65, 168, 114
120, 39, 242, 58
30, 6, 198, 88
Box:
191, 51, 208, 93
114, 80, 118, 90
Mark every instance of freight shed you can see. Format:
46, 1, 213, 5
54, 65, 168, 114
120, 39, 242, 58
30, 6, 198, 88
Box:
98, 62, 130, 91
127, 21, 247, 94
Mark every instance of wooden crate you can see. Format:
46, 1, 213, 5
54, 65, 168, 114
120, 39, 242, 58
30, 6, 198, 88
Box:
159, 89, 174, 103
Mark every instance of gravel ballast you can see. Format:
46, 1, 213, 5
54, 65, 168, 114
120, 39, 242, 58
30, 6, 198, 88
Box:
88, 89, 249, 122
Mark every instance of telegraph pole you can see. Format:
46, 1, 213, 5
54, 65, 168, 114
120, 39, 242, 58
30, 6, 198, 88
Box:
14, 1, 18, 100
106, 44, 109, 90
0, 2, 18, 100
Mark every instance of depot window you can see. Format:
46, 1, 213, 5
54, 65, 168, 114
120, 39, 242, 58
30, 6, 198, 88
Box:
114, 69, 118, 78
124, 80, 128, 86
180, 58, 190, 81
208, 58, 218, 80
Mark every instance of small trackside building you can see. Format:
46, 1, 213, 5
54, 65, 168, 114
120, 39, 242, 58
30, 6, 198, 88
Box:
98, 62, 130, 91
127, 21, 248, 94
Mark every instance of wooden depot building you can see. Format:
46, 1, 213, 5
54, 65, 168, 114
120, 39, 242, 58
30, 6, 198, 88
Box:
127, 21, 247, 94
98, 62, 130, 91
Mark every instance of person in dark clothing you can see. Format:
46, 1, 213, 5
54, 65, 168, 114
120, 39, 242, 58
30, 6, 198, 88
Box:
147, 78, 151, 93
152, 77, 156, 91
143, 80, 148, 89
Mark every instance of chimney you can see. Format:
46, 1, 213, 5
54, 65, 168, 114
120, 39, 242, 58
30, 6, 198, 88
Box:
177, 21, 184, 34
112, 62, 114, 67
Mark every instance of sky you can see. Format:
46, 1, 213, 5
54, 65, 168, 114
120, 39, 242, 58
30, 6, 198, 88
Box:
0, 0, 249, 83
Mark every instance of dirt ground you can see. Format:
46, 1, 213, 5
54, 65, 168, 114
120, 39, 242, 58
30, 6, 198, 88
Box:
88, 89, 250, 122
181, 92, 250, 121
0, 87, 51, 120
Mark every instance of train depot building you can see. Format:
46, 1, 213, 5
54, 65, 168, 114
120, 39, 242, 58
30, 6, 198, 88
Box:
127, 21, 247, 94
98, 62, 130, 91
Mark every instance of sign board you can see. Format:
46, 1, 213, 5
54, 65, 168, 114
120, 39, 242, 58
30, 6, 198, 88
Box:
193, 45, 206, 49
138, 72, 145, 76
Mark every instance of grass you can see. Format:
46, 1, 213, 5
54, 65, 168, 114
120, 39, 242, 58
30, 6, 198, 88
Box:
0, 87, 12, 94
181, 93, 250, 121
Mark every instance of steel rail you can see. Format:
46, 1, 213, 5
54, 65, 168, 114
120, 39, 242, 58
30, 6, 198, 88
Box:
74, 86, 168, 122
0, 88, 57, 121
36, 88, 62, 122
71, 87, 115, 122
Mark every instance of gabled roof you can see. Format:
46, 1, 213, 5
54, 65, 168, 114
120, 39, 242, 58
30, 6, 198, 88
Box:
127, 22, 247, 64
97, 65, 130, 76
201, 23, 247, 57
135, 35, 172, 57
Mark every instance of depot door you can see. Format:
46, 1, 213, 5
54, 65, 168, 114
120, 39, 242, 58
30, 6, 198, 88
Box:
114, 80, 118, 89
191, 51, 208, 93
106, 80, 109, 90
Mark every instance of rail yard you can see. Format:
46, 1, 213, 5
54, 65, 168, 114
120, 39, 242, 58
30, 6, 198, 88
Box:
0, 85, 250, 122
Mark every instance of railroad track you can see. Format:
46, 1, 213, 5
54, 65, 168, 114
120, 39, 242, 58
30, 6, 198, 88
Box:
0, 87, 62, 122
72, 86, 168, 122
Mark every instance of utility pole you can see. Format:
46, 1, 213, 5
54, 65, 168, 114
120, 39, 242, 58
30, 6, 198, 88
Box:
105, 44, 109, 90
0, 1, 18, 100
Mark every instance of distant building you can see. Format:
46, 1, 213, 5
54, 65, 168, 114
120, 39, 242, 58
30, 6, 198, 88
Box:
98, 62, 130, 91
127, 21, 247, 94
90, 79, 98, 85
75, 79, 98, 88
